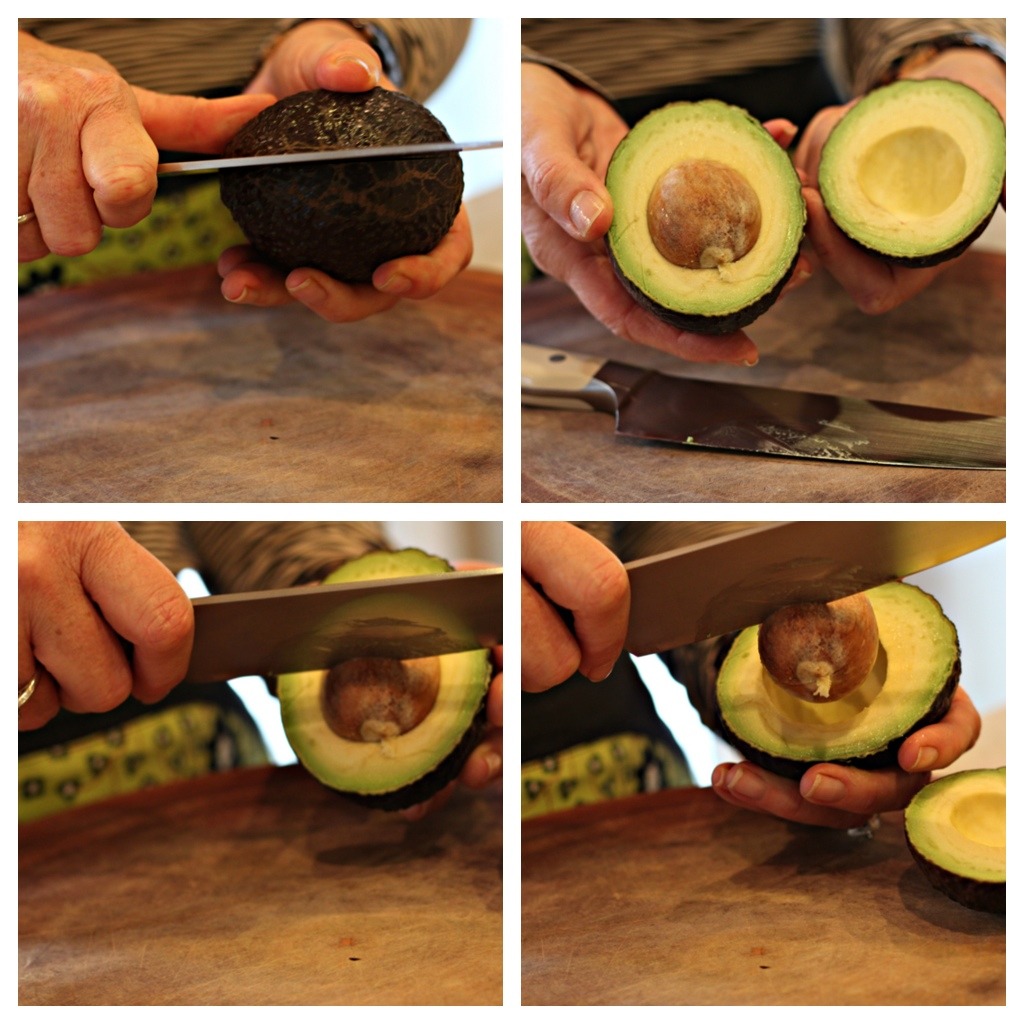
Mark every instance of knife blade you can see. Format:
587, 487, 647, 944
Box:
158, 140, 502, 175
625, 520, 1004, 654
184, 567, 502, 684
521, 343, 1005, 470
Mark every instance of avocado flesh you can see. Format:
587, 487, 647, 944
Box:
219, 88, 464, 283
818, 79, 1005, 266
277, 549, 492, 810
605, 100, 806, 334
715, 582, 960, 778
905, 767, 1005, 913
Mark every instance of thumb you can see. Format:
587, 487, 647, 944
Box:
522, 108, 613, 243
133, 88, 276, 155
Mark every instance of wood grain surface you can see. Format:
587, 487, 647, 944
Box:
522, 251, 1005, 502
521, 786, 1004, 1005
19, 765, 502, 1006
19, 265, 502, 502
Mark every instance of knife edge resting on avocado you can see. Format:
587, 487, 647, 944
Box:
277, 549, 492, 810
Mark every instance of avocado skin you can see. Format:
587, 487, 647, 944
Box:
608, 244, 800, 335
714, 656, 961, 781
340, 703, 488, 811
904, 830, 1005, 914
830, 207, 999, 269
219, 88, 463, 283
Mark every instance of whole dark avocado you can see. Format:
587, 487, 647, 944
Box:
219, 88, 464, 283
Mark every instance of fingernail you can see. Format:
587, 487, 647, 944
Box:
483, 752, 502, 780
725, 764, 766, 801
569, 190, 605, 239
287, 275, 326, 303
804, 773, 847, 804
911, 746, 938, 771
742, 356, 759, 368
378, 273, 412, 295
586, 660, 616, 682
225, 285, 249, 303
711, 764, 731, 789
336, 56, 379, 87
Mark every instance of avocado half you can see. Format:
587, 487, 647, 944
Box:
277, 549, 492, 810
714, 582, 960, 779
219, 88, 464, 283
605, 100, 806, 335
818, 79, 1005, 267
904, 767, 1005, 914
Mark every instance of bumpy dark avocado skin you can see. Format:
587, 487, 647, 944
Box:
715, 656, 961, 781
343, 705, 488, 811
219, 88, 464, 283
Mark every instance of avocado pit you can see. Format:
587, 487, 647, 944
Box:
758, 592, 879, 703
647, 159, 762, 270
322, 656, 440, 743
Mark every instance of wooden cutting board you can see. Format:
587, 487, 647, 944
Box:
522, 250, 1004, 502
19, 265, 502, 502
522, 787, 1004, 1005
19, 765, 502, 1006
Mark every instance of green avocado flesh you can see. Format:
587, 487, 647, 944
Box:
219, 88, 464, 283
715, 582, 960, 778
905, 767, 1005, 913
605, 100, 806, 334
818, 79, 1005, 266
277, 549, 491, 810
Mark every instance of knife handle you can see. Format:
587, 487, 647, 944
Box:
521, 343, 617, 414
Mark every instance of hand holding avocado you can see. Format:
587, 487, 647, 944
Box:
217, 19, 474, 324
17, 30, 273, 266
18, 522, 194, 731
521, 522, 630, 691
521, 62, 803, 366
709, 582, 983, 829
794, 46, 1006, 315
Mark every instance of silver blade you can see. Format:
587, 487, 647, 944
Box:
521, 344, 1005, 470
158, 140, 502, 175
184, 568, 502, 683
625, 520, 1004, 654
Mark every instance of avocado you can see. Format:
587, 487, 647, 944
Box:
277, 549, 492, 810
604, 100, 806, 334
818, 79, 1005, 267
714, 582, 960, 779
219, 88, 464, 283
904, 767, 1005, 914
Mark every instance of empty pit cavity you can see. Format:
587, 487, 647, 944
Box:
857, 127, 966, 219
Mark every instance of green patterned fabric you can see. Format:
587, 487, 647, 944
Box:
19, 701, 269, 823
18, 179, 246, 295
522, 731, 692, 820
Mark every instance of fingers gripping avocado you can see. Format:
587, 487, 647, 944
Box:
714, 582, 960, 778
277, 549, 492, 810
219, 88, 464, 283
605, 100, 806, 334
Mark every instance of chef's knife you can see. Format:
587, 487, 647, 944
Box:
522, 343, 1005, 470
158, 140, 502, 175
625, 520, 1004, 654
184, 567, 502, 684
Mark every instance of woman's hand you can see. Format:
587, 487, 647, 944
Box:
521, 522, 630, 692
220, 19, 473, 323
18, 522, 194, 731
710, 686, 982, 828
793, 47, 1005, 315
522, 62, 804, 366
18, 30, 272, 263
